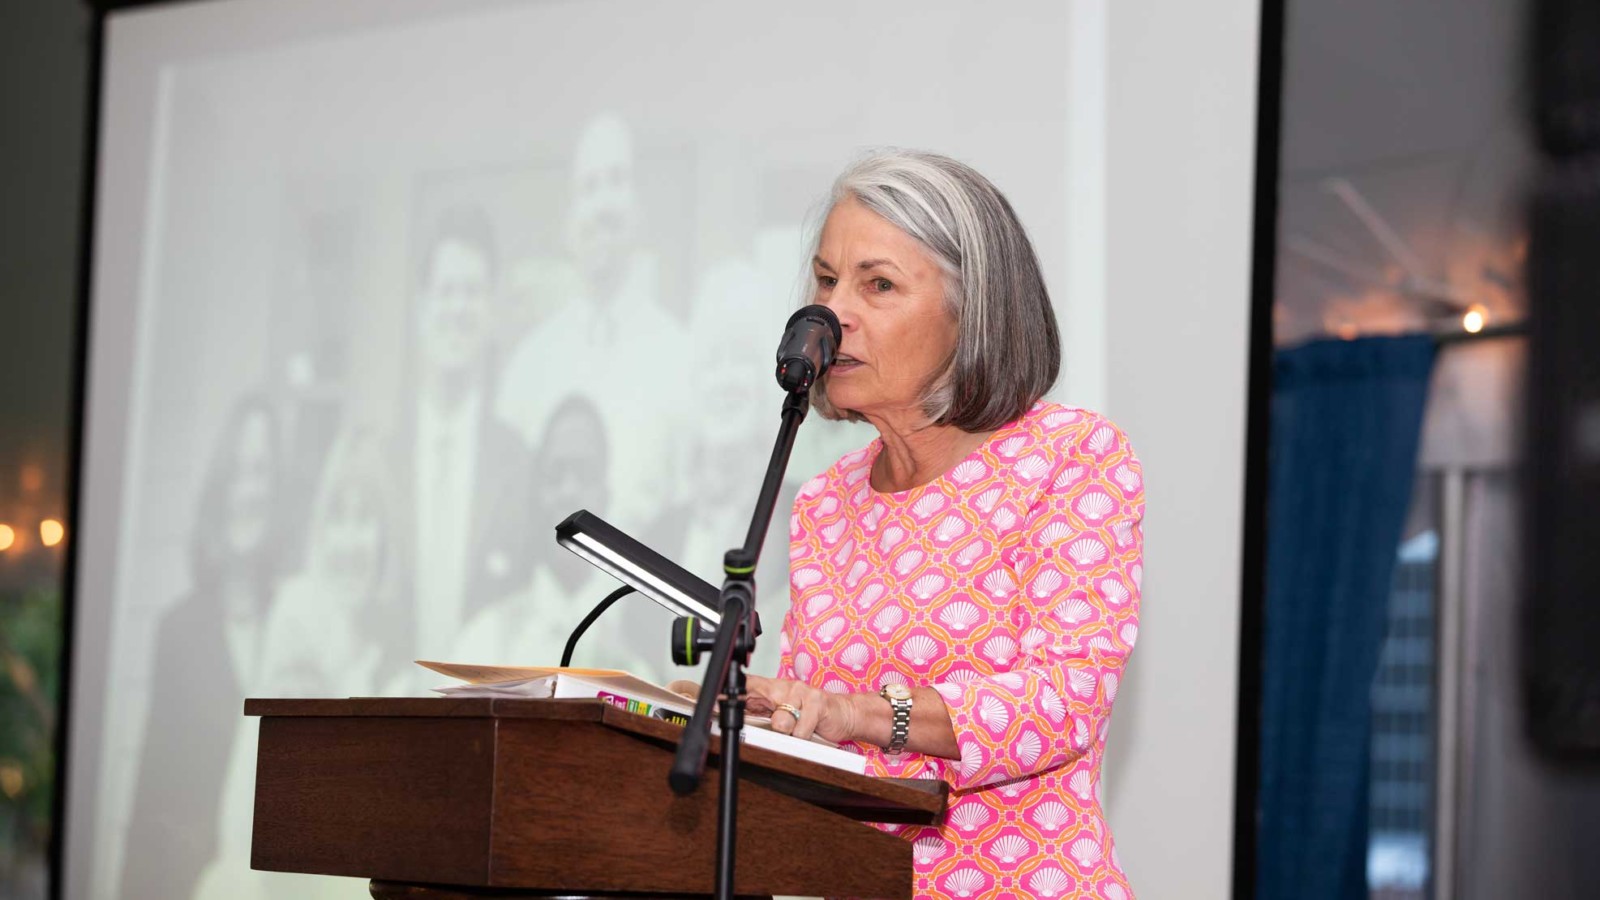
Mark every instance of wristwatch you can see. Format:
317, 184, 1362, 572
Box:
879, 683, 913, 755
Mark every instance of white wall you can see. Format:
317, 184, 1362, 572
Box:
1101, 2, 1262, 898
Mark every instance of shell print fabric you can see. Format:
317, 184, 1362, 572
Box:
780, 402, 1143, 900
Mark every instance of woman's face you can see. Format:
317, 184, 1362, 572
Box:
812, 197, 957, 423
226, 412, 275, 556
319, 482, 385, 606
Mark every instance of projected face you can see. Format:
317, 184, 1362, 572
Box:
690, 324, 766, 504
226, 410, 275, 556
535, 397, 609, 589
419, 238, 493, 379
811, 197, 958, 421
568, 115, 640, 302
684, 269, 764, 499
318, 482, 385, 606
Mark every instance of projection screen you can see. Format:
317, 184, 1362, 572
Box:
67, 1, 1107, 896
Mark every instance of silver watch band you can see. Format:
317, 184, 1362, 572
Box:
881, 689, 912, 755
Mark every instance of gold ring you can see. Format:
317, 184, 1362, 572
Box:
775, 702, 803, 720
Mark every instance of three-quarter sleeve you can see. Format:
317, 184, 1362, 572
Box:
929, 418, 1144, 792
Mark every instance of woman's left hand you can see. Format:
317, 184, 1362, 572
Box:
745, 674, 861, 744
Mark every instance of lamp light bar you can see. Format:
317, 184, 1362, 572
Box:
555, 510, 722, 626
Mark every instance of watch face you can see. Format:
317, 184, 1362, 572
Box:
884, 683, 913, 702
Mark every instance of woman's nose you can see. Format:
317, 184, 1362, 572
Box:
817, 294, 857, 332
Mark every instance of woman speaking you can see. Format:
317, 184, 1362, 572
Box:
754, 150, 1143, 899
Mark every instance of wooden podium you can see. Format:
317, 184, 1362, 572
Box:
245, 698, 947, 899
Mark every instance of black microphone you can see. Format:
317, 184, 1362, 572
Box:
775, 304, 842, 393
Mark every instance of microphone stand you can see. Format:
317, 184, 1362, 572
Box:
667, 390, 811, 900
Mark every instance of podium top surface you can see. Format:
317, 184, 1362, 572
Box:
245, 696, 946, 823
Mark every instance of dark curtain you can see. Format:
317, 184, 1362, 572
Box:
1256, 335, 1437, 899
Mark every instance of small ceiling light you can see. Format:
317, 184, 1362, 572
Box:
1462, 304, 1489, 334
0, 524, 14, 551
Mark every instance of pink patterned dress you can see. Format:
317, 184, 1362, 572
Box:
779, 402, 1143, 900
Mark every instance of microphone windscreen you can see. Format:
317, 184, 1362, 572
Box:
787, 304, 842, 345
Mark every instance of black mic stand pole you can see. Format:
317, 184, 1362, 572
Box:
667, 390, 811, 900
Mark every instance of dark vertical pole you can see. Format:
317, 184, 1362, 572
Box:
670, 391, 811, 898
715, 637, 746, 900
1232, 0, 1287, 896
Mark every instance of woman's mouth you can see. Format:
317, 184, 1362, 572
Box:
833, 354, 863, 372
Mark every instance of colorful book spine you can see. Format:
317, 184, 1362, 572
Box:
595, 690, 691, 727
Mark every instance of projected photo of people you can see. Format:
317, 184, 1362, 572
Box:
260, 426, 410, 697
496, 117, 688, 500
194, 426, 408, 900
485, 114, 705, 676
676, 257, 805, 676
404, 205, 536, 664
120, 394, 282, 900
453, 393, 650, 671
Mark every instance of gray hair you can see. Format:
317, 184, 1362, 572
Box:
808, 149, 1061, 432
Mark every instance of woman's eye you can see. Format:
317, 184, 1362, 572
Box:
816, 274, 837, 288
872, 277, 893, 292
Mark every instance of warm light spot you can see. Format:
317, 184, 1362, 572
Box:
0, 762, 24, 800
40, 518, 65, 548
1462, 304, 1489, 334
19, 464, 44, 494
0, 524, 14, 552
4, 654, 35, 694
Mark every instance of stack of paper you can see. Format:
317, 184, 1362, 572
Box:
418, 661, 868, 775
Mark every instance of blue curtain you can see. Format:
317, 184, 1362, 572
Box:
1255, 335, 1437, 900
